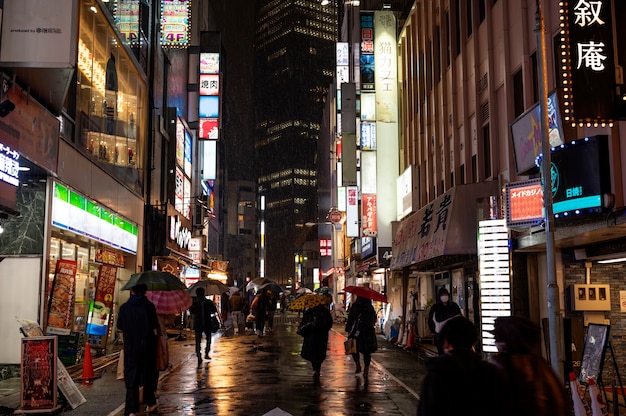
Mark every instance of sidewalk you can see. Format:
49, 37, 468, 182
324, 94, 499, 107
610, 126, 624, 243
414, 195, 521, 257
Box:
0, 316, 431, 415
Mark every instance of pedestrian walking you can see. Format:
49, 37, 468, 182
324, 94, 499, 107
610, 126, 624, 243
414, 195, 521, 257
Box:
417, 316, 509, 416
252, 290, 269, 337
490, 315, 568, 416
297, 304, 333, 379
229, 290, 245, 334
345, 296, 378, 379
189, 287, 218, 368
266, 290, 277, 330
427, 287, 461, 354
116, 284, 159, 416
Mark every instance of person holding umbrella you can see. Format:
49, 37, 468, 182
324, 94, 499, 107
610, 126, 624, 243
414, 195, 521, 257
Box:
345, 295, 378, 380
117, 284, 159, 416
189, 287, 218, 368
297, 300, 333, 380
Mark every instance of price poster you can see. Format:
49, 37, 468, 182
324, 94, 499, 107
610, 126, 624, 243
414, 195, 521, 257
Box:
47, 259, 77, 334
86, 264, 118, 346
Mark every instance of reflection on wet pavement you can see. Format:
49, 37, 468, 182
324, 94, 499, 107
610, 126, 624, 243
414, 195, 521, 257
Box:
156, 319, 419, 415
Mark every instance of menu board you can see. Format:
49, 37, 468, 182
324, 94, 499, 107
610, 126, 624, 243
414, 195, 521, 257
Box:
579, 324, 610, 384
86, 264, 118, 346
20, 336, 58, 411
47, 259, 78, 335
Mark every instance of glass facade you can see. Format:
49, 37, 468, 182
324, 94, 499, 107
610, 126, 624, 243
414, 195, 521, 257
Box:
75, 0, 146, 192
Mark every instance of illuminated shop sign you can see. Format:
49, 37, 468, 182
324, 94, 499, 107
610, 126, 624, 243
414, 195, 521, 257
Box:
199, 74, 219, 96
478, 219, 511, 353
360, 12, 375, 91
0, 142, 20, 187
548, 135, 611, 217
199, 118, 219, 139
51, 182, 138, 254
199, 95, 219, 118
560, 0, 615, 125
160, 0, 191, 48
200, 53, 219, 74
169, 215, 191, 250
116, 0, 140, 45
362, 194, 378, 237
504, 179, 544, 227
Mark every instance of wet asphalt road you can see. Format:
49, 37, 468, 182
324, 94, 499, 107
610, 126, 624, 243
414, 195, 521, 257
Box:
154, 315, 424, 416
0, 314, 426, 416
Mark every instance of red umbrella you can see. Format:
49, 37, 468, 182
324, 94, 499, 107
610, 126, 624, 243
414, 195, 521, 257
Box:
146, 289, 193, 315
344, 285, 388, 303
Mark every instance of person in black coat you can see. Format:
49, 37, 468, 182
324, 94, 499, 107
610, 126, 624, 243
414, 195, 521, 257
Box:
189, 287, 218, 368
417, 316, 510, 416
298, 304, 333, 379
117, 284, 159, 416
345, 296, 378, 379
428, 287, 462, 354
490, 316, 569, 416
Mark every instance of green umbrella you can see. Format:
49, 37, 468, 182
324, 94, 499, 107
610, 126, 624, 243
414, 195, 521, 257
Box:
121, 270, 187, 291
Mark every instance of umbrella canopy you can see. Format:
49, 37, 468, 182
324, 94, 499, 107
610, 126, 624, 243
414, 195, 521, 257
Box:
145, 289, 193, 315
296, 287, 312, 294
288, 294, 332, 312
122, 270, 186, 291
260, 281, 285, 293
344, 285, 388, 303
246, 277, 272, 292
188, 279, 229, 297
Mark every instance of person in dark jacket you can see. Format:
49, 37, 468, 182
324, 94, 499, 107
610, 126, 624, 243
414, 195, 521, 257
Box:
491, 316, 569, 416
417, 316, 510, 416
117, 284, 159, 416
189, 287, 218, 368
252, 290, 269, 337
298, 303, 333, 379
428, 287, 462, 354
345, 296, 378, 379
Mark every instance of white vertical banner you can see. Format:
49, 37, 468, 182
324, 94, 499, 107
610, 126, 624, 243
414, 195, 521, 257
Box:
346, 186, 359, 237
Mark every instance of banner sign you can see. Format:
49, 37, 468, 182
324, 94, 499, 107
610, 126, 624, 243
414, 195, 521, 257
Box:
86, 264, 117, 346
47, 259, 77, 335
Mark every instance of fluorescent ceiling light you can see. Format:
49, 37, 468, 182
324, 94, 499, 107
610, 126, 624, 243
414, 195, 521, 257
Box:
597, 257, 626, 264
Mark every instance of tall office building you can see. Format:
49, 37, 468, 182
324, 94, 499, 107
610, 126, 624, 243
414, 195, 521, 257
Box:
254, 1, 337, 285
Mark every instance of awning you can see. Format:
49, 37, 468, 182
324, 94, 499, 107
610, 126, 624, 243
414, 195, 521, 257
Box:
391, 181, 499, 271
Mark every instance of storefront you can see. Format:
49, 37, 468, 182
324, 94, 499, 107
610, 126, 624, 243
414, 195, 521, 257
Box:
47, 181, 139, 360
391, 181, 499, 342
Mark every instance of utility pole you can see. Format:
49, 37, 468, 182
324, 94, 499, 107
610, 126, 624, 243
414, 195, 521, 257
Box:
535, 0, 563, 380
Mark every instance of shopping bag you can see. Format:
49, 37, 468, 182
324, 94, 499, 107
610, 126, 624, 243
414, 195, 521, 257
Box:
116, 349, 124, 380
344, 338, 357, 354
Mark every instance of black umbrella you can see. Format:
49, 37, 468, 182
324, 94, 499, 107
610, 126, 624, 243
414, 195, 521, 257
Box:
121, 270, 186, 291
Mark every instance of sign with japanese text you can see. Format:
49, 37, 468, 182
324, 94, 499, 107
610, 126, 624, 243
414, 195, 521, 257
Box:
0, 141, 19, 187
346, 186, 359, 237
362, 193, 378, 237
360, 12, 375, 90
565, 0, 616, 123
200, 53, 219, 74
86, 264, 117, 346
199, 74, 220, 96
504, 179, 544, 227
116, 0, 140, 45
160, 0, 190, 48
47, 259, 77, 334
199, 118, 219, 140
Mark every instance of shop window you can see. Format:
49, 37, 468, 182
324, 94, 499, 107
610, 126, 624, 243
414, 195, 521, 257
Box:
75, 0, 146, 191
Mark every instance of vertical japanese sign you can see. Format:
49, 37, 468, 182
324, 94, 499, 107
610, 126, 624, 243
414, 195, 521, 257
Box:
86, 264, 118, 347
47, 259, 77, 335
565, 0, 615, 122
160, 0, 190, 48
362, 194, 378, 237
346, 186, 359, 237
20, 336, 57, 411
360, 12, 375, 90
198, 52, 220, 139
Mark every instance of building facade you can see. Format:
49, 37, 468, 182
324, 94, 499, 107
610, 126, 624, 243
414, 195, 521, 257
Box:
255, 0, 338, 287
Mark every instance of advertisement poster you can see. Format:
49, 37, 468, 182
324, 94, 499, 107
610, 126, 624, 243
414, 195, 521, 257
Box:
86, 265, 118, 346
20, 336, 57, 411
47, 259, 77, 335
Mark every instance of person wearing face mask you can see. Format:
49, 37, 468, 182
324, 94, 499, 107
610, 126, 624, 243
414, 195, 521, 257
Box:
427, 287, 461, 354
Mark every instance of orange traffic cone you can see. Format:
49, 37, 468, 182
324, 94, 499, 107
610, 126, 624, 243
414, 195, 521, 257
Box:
405, 322, 415, 349
82, 343, 95, 385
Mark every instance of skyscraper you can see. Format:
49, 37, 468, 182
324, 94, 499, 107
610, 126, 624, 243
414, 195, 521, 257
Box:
255, 0, 338, 284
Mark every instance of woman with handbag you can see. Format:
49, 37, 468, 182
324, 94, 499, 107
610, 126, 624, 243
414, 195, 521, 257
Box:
345, 296, 378, 379
297, 304, 333, 379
